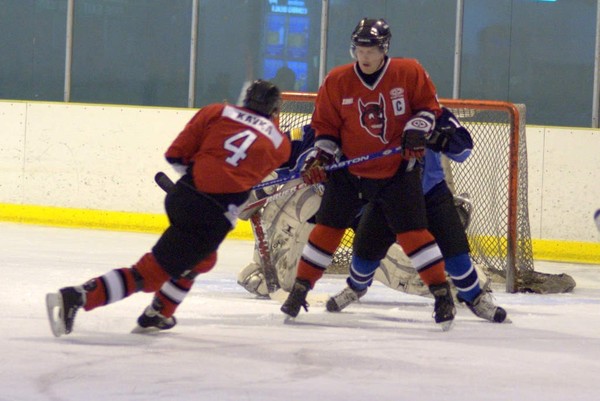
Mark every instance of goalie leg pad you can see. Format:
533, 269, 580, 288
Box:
374, 245, 430, 296
273, 220, 315, 292
473, 263, 491, 292
237, 263, 269, 297
245, 185, 321, 293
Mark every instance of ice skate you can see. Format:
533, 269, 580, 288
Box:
459, 291, 509, 323
132, 299, 177, 333
326, 285, 367, 312
429, 282, 456, 331
280, 278, 310, 319
46, 286, 85, 337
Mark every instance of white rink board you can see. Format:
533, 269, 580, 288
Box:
540, 127, 600, 240
0, 102, 27, 203
0, 100, 598, 243
1, 101, 195, 213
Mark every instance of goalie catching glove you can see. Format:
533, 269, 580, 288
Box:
401, 111, 435, 159
425, 107, 463, 153
426, 123, 453, 152
300, 139, 338, 185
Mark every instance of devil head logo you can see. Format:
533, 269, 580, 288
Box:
358, 93, 388, 143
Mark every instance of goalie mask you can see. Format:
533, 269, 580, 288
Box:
350, 18, 391, 58
243, 79, 281, 118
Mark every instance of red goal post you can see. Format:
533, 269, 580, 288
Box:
275, 92, 564, 293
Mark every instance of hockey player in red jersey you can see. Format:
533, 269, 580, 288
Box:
280, 18, 456, 329
45, 80, 291, 337
131, 123, 317, 332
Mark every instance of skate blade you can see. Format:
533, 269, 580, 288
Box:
438, 319, 454, 332
46, 293, 66, 337
131, 325, 162, 334
283, 315, 297, 324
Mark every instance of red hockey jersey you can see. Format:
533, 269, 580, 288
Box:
166, 104, 291, 194
312, 57, 441, 179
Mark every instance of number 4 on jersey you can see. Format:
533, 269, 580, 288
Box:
224, 130, 257, 167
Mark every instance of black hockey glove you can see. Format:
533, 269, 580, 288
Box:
426, 124, 455, 153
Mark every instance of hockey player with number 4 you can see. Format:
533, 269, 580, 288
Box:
280, 18, 457, 329
45, 80, 291, 337
129, 121, 317, 332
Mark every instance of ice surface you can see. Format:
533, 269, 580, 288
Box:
1, 222, 599, 401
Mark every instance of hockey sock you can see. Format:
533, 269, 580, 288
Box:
155, 277, 194, 317
83, 267, 145, 311
296, 224, 345, 288
444, 253, 481, 302
187, 251, 218, 276
153, 252, 217, 317
348, 255, 379, 291
84, 252, 171, 311
134, 252, 171, 291
396, 229, 446, 286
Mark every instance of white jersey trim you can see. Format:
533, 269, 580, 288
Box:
353, 57, 391, 90
222, 105, 284, 148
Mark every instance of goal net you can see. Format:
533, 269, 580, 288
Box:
276, 92, 575, 293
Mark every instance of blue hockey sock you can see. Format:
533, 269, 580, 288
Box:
348, 255, 380, 291
444, 253, 481, 302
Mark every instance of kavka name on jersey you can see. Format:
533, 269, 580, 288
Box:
222, 105, 283, 147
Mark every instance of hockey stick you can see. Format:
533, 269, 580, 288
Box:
252, 144, 404, 190
155, 171, 309, 214
155, 171, 176, 194
157, 144, 405, 210
242, 180, 308, 211
154, 172, 239, 224
249, 211, 280, 294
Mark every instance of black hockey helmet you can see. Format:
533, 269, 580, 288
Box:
350, 18, 391, 55
243, 79, 281, 118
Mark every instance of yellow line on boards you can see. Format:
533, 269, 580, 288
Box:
1, 203, 598, 264
0, 203, 253, 239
